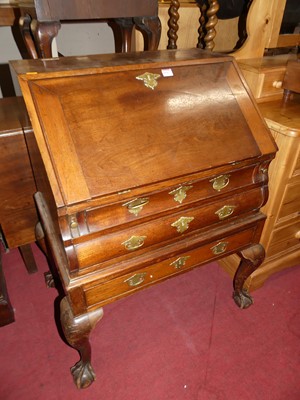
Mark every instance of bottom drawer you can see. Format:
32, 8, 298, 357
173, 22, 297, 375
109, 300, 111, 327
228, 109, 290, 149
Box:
84, 227, 257, 309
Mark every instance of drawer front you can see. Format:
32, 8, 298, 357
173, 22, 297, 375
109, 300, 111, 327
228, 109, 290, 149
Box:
73, 186, 265, 270
79, 165, 259, 236
84, 227, 257, 308
261, 70, 285, 98
277, 182, 300, 222
267, 221, 300, 257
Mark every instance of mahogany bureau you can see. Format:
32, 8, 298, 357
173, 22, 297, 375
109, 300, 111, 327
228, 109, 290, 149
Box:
12, 49, 277, 388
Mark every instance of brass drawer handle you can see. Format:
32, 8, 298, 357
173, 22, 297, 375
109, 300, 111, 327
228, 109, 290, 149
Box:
295, 231, 300, 240
169, 185, 193, 204
170, 256, 190, 269
211, 241, 228, 255
210, 174, 230, 191
123, 197, 149, 216
124, 273, 147, 287
215, 205, 236, 220
171, 216, 194, 233
122, 235, 147, 251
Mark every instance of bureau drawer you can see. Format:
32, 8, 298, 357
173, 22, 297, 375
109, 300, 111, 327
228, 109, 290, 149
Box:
277, 181, 300, 222
261, 70, 285, 98
267, 220, 300, 257
72, 186, 265, 270
84, 227, 257, 308
79, 165, 260, 236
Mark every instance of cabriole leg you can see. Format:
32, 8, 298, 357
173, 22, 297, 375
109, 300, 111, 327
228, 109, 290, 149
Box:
233, 244, 265, 309
60, 297, 104, 389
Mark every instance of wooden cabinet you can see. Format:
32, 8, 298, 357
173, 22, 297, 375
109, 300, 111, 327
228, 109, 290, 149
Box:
219, 95, 300, 290
0, 97, 37, 249
12, 49, 277, 389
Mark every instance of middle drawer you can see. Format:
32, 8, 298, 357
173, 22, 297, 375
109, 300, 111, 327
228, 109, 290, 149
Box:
69, 186, 265, 271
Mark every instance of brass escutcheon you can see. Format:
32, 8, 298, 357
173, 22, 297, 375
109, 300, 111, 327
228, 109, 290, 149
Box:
211, 241, 228, 255
124, 273, 147, 287
215, 205, 236, 220
210, 174, 230, 191
170, 256, 190, 269
136, 72, 161, 90
122, 197, 149, 216
169, 185, 193, 204
122, 235, 147, 251
171, 216, 194, 234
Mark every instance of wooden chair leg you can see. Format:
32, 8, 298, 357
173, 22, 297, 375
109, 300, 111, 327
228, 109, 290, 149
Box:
18, 244, 38, 274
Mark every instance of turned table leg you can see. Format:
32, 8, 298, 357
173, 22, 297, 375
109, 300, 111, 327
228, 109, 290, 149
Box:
60, 297, 104, 389
233, 244, 265, 309
167, 0, 180, 49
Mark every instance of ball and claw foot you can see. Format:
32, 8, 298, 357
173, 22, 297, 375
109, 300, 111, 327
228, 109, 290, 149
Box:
233, 289, 254, 309
71, 359, 96, 389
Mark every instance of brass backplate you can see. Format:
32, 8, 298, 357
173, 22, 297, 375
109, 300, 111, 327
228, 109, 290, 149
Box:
169, 185, 193, 204
170, 256, 191, 269
136, 72, 161, 90
171, 216, 194, 233
211, 241, 228, 255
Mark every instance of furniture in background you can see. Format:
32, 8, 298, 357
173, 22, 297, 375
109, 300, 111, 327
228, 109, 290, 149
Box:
283, 60, 300, 101
237, 55, 297, 102
153, 0, 299, 58
0, 3, 20, 26
219, 94, 300, 290
0, 96, 38, 326
13, 48, 277, 388
18, 0, 161, 58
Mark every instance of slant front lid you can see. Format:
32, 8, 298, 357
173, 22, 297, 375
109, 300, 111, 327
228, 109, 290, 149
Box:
14, 50, 274, 207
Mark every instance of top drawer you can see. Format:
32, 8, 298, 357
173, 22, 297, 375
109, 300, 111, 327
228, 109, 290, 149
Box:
62, 164, 264, 239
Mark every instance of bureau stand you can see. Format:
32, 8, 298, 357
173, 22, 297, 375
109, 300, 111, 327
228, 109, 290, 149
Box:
12, 48, 277, 388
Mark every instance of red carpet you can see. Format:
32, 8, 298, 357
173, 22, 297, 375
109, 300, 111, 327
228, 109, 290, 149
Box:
0, 245, 300, 400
